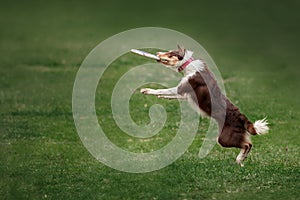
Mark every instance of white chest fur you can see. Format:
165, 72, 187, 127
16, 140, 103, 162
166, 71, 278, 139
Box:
179, 73, 208, 118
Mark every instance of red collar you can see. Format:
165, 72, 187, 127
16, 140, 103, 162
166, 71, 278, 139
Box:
178, 57, 194, 72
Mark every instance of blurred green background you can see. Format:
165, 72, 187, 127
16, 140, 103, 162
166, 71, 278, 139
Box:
1, 0, 299, 199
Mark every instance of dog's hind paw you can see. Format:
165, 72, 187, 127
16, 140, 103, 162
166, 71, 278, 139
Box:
236, 159, 244, 167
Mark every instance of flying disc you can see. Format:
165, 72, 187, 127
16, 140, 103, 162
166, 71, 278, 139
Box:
130, 49, 160, 60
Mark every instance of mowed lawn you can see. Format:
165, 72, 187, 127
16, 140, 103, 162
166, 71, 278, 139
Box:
1, 1, 299, 199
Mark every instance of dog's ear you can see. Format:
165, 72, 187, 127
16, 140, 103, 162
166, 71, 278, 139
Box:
177, 45, 185, 58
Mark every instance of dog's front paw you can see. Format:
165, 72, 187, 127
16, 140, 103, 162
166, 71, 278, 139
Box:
141, 88, 153, 94
140, 88, 152, 94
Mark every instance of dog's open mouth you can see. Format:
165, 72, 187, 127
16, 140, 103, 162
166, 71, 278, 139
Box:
157, 58, 169, 64
156, 56, 172, 64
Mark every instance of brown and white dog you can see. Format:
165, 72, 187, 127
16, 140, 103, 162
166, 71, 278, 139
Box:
140, 45, 269, 166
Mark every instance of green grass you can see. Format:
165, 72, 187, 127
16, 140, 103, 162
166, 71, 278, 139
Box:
1, 0, 300, 199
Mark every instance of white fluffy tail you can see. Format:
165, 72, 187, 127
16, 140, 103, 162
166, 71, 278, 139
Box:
254, 118, 269, 135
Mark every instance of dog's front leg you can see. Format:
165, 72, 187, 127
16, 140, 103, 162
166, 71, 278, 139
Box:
140, 87, 178, 96
157, 95, 187, 100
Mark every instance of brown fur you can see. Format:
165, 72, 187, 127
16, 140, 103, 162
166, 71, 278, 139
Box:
177, 67, 256, 164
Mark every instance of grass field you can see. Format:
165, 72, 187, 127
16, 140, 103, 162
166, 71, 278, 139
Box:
1, 0, 300, 199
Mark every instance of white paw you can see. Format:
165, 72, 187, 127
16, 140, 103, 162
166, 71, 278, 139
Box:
140, 88, 152, 94
236, 159, 244, 167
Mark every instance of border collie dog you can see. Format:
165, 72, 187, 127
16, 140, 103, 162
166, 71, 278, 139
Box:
140, 45, 269, 166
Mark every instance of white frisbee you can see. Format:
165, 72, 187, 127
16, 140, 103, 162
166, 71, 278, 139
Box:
130, 49, 160, 60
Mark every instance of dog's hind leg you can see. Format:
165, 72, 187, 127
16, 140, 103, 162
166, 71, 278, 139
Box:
218, 128, 253, 166
236, 141, 252, 167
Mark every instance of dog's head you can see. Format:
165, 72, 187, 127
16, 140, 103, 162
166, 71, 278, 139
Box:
156, 45, 185, 66
156, 45, 194, 71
